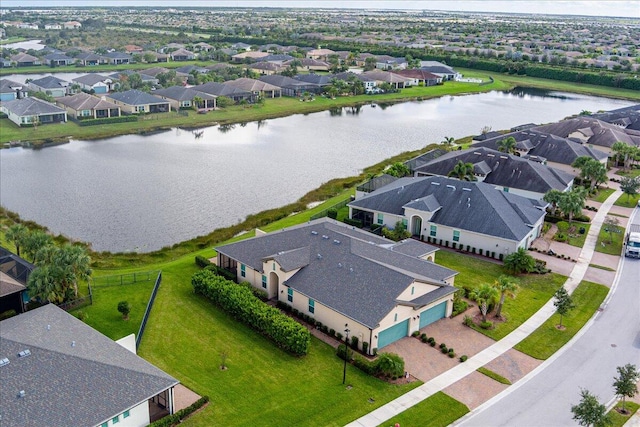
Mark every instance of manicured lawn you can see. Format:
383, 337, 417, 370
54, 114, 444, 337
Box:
614, 192, 640, 208
616, 169, 640, 179
561, 223, 590, 248
477, 367, 511, 385
595, 226, 624, 256
588, 264, 616, 272
514, 280, 609, 360
381, 392, 469, 427
590, 187, 615, 203
434, 250, 566, 340
608, 402, 640, 427
135, 259, 421, 426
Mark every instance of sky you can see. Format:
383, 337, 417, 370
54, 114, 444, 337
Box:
1, 0, 639, 18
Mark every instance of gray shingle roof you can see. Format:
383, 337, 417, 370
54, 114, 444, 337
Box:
0, 304, 178, 427
30, 75, 69, 89
534, 117, 640, 148
294, 74, 333, 86
216, 219, 456, 328
388, 239, 438, 258
72, 73, 111, 86
0, 79, 24, 94
349, 175, 546, 242
107, 89, 168, 106
414, 147, 573, 194
55, 92, 119, 111
152, 86, 216, 101
2, 97, 66, 116
192, 82, 251, 98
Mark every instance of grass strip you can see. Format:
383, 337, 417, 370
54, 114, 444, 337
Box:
607, 402, 640, 427
380, 392, 469, 427
588, 264, 616, 272
514, 280, 609, 360
590, 188, 615, 203
614, 192, 640, 208
476, 367, 512, 385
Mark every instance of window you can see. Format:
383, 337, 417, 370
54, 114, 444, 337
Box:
377, 213, 384, 225
453, 230, 460, 242
123, 410, 130, 418
503, 187, 509, 193
394, 313, 398, 322
112, 415, 120, 424
287, 287, 293, 303
430, 225, 437, 237
272, 262, 275, 271
262, 275, 267, 289
240, 264, 246, 278
308, 298, 315, 314
411, 286, 415, 295
401, 218, 408, 229
101, 423, 108, 427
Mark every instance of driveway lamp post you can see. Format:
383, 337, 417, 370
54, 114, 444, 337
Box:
342, 325, 350, 385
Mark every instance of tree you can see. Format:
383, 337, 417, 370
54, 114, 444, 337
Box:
118, 301, 131, 320
571, 389, 612, 427
364, 56, 377, 71
503, 247, 535, 275
143, 52, 156, 63
5, 224, 28, 257
620, 176, 640, 203
27, 265, 66, 304
59, 245, 92, 298
543, 189, 564, 216
553, 287, 575, 328
469, 283, 499, 322
493, 275, 519, 319
382, 220, 411, 241
386, 162, 410, 177
572, 157, 607, 191
22, 230, 54, 262
613, 364, 639, 414
447, 160, 477, 181
441, 136, 455, 147
603, 216, 620, 244
497, 136, 517, 154
558, 187, 587, 224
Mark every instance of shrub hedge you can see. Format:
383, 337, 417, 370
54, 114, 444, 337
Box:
336, 345, 405, 379
192, 270, 311, 356
148, 396, 210, 427
77, 116, 138, 126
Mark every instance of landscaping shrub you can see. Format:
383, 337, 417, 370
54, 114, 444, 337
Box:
441, 346, 449, 354
327, 208, 338, 219
239, 281, 268, 301
78, 116, 138, 126
448, 352, 456, 358
362, 341, 369, 354
421, 336, 428, 343
557, 221, 570, 232
192, 270, 310, 356
203, 264, 236, 281
351, 335, 359, 350
412, 331, 420, 337
480, 321, 493, 330
148, 396, 210, 427
451, 291, 468, 317
448, 348, 454, 354
463, 315, 474, 327
336, 332, 343, 341
428, 337, 436, 345
195, 255, 212, 268
329, 328, 335, 337
372, 347, 378, 356
352, 354, 374, 375
439, 343, 447, 349
459, 355, 468, 362
343, 218, 363, 228
374, 353, 405, 378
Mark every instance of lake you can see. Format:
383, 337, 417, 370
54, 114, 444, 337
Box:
0, 89, 633, 252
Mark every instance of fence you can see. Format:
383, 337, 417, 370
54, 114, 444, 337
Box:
309, 198, 352, 221
57, 284, 93, 311
136, 271, 162, 350
92, 271, 160, 287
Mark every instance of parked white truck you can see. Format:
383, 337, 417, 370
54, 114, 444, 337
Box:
624, 224, 640, 258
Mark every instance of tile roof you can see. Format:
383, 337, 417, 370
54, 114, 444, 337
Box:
0, 304, 178, 427
1, 97, 67, 117
349, 175, 546, 242
216, 218, 457, 328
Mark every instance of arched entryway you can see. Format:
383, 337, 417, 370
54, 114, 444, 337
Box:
269, 271, 280, 300
411, 216, 422, 238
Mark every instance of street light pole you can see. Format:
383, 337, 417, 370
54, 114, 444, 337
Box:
342, 325, 350, 385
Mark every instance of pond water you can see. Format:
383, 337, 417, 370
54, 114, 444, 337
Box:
0, 89, 633, 252
1, 39, 46, 51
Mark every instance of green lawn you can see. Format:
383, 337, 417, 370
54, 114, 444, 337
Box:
595, 226, 625, 256
616, 169, 640, 179
562, 223, 590, 248
514, 280, 609, 359
476, 367, 511, 385
614, 192, 640, 208
590, 188, 615, 203
434, 250, 566, 340
380, 392, 469, 427
608, 402, 640, 427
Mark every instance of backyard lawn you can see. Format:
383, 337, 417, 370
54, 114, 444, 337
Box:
434, 250, 566, 340
514, 280, 609, 359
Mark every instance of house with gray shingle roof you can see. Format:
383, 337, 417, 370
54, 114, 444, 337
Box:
191, 82, 254, 103
0, 304, 179, 427
472, 129, 609, 175
106, 89, 170, 114
72, 74, 114, 94
75, 52, 108, 66
349, 175, 547, 260
104, 51, 132, 65
0, 246, 34, 315
10, 52, 40, 67
216, 218, 457, 353
28, 75, 71, 98
413, 146, 574, 200
224, 78, 281, 98
1, 97, 67, 126
42, 52, 74, 66
56, 92, 121, 119
0, 79, 27, 101
152, 86, 216, 110
258, 75, 321, 97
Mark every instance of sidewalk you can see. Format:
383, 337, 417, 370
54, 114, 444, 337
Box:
346, 190, 623, 427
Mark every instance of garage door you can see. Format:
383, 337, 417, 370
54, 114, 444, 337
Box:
377, 319, 409, 349
419, 301, 447, 329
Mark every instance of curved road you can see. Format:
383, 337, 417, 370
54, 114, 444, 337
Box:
460, 209, 640, 427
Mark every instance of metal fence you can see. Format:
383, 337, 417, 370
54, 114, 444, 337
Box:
309, 198, 352, 221
92, 271, 160, 287
57, 284, 93, 311
136, 271, 162, 350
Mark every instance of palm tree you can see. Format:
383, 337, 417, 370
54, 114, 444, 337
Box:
558, 187, 587, 224
5, 224, 28, 257
503, 247, 536, 275
59, 245, 92, 298
447, 160, 477, 181
441, 136, 455, 147
543, 189, 564, 216
494, 275, 519, 319
498, 136, 517, 154
470, 283, 500, 322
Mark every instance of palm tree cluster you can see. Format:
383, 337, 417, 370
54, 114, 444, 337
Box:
6, 224, 92, 304
469, 275, 519, 323
543, 187, 588, 223
571, 156, 608, 191
447, 160, 477, 181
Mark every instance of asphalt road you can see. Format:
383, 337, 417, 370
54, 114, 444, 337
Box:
460, 209, 640, 427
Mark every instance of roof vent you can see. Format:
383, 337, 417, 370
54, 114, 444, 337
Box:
18, 350, 31, 358
0, 358, 9, 367
333, 239, 341, 244
317, 253, 322, 259
46, 324, 50, 331
322, 235, 329, 239
18, 390, 26, 398
431, 182, 440, 185
71, 341, 76, 347
500, 155, 508, 159
311, 230, 318, 235
446, 185, 456, 190
338, 263, 343, 268
349, 267, 354, 273
462, 188, 471, 191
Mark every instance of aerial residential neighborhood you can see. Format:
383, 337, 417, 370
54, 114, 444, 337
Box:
0, 3, 639, 427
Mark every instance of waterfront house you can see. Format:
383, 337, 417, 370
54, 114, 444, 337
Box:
224, 78, 282, 98
216, 218, 458, 353
361, 70, 415, 89
28, 75, 70, 98
42, 52, 74, 67
10, 52, 40, 67
0, 304, 179, 427
0, 57, 12, 68
305, 48, 335, 61
104, 51, 133, 65
348, 175, 547, 259
1, 97, 67, 126
231, 51, 270, 63
191, 82, 255, 103
56, 92, 121, 120
0, 79, 27, 101
413, 147, 574, 200
0, 247, 33, 316
106, 90, 170, 114
75, 52, 108, 67
391, 69, 442, 86
72, 74, 114, 94
169, 48, 195, 61
419, 61, 460, 81
258, 75, 322, 97
247, 61, 286, 75
152, 86, 217, 110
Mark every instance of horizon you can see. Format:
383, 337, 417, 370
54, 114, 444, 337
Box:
1, 1, 639, 19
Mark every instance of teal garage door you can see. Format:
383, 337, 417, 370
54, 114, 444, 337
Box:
378, 319, 409, 349
419, 301, 447, 329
